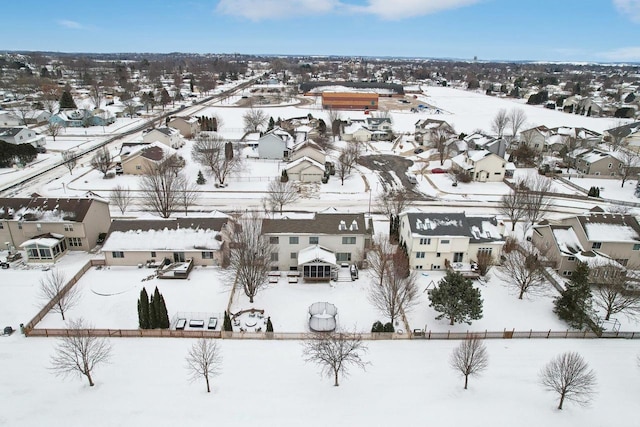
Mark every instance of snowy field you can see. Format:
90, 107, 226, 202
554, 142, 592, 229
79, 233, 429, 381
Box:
1, 335, 639, 427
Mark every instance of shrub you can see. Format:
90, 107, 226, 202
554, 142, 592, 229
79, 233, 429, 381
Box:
371, 321, 384, 333
383, 322, 395, 333
456, 172, 472, 183
266, 316, 274, 332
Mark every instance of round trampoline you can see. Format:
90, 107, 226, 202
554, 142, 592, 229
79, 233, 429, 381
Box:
308, 302, 338, 332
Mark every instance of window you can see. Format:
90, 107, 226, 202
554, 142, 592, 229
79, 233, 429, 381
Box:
342, 237, 356, 244
419, 238, 430, 245
441, 239, 450, 244
173, 252, 185, 262
112, 251, 125, 258
18, 223, 22, 230
568, 256, 576, 261
289, 237, 299, 244
309, 236, 319, 244
431, 265, 441, 270
453, 252, 464, 262
36, 223, 42, 231
136, 165, 142, 170
592, 242, 602, 249
416, 252, 425, 259
562, 271, 573, 276
633, 244, 640, 251
269, 236, 279, 244
290, 252, 297, 259
436, 252, 441, 258
494, 172, 501, 175
68, 237, 82, 247
270, 252, 279, 262
477, 248, 493, 255
151, 251, 157, 258
64, 224, 74, 231
416, 265, 423, 269
336, 252, 352, 262
202, 251, 214, 259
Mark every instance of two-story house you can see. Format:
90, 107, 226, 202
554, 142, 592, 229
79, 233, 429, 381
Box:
261, 212, 373, 280
0, 127, 46, 148
102, 217, 231, 267
399, 211, 505, 270
0, 197, 111, 263
531, 208, 640, 275
258, 127, 295, 160
142, 127, 184, 149
450, 150, 507, 182
573, 149, 622, 176
168, 116, 200, 138
365, 117, 393, 141
414, 119, 456, 144
118, 142, 182, 175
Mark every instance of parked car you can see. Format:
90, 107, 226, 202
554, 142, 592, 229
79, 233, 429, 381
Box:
431, 168, 448, 174
413, 148, 424, 154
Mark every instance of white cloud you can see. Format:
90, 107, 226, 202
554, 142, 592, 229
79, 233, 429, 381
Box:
57, 20, 85, 29
601, 46, 640, 61
215, 0, 481, 21
613, 0, 640, 22
349, 0, 483, 20
216, 0, 341, 21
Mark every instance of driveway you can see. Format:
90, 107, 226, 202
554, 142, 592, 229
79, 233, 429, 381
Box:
357, 154, 435, 201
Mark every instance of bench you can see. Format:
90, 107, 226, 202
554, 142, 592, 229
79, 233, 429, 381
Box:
176, 318, 187, 330
189, 319, 205, 328
208, 317, 218, 330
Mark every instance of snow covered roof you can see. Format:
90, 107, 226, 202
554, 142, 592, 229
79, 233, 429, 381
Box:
20, 233, 65, 248
403, 212, 504, 242
551, 226, 584, 255
574, 213, 640, 243
297, 245, 337, 266
0, 197, 101, 222
285, 156, 325, 171
262, 213, 368, 235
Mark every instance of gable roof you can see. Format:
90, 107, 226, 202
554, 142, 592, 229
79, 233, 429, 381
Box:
0, 197, 103, 222
0, 127, 28, 137
285, 156, 325, 171
262, 213, 368, 235
575, 213, 640, 243
401, 212, 504, 243
606, 121, 640, 138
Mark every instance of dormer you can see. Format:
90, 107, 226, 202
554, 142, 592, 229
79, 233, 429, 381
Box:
349, 219, 358, 231
338, 220, 347, 231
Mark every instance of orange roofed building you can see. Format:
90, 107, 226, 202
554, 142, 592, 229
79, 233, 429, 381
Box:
321, 92, 379, 111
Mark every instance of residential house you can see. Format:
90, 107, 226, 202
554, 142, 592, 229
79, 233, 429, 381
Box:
520, 125, 551, 152
102, 217, 231, 267
572, 149, 622, 176
414, 119, 456, 144
261, 212, 373, 279
341, 120, 373, 142
0, 127, 46, 148
464, 133, 507, 158
285, 157, 325, 182
258, 127, 294, 160
49, 109, 115, 128
168, 116, 200, 138
531, 209, 640, 275
521, 125, 601, 153
118, 142, 182, 175
289, 139, 326, 165
365, 117, 393, 141
451, 150, 507, 182
0, 197, 111, 262
604, 121, 640, 151
0, 111, 21, 126
142, 127, 184, 149
398, 211, 506, 270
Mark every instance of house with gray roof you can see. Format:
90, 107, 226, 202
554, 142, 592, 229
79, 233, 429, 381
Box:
604, 121, 640, 150
258, 127, 294, 160
261, 212, 373, 280
142, 126, 184, 149
399, 211, 505, 270
0, 126, 46, 148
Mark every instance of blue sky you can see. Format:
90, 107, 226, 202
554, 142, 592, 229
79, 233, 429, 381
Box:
2, 0, 639, 62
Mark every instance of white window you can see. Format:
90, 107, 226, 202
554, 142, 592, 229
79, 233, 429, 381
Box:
36, 223, 42, 231
290, 252, 297, 259
416, 252, 425, 259
342, 237, 356, 244
269, 236, 279, 244
112, 251, 124, 258
309, 236, 319, 244
64, 224, 74, 231
202, 251, 214, 259
289, 236, 299, 244
419, 238, 430, 245
592, 242, 602, 249
336, 253, 352, 262
270, 252, 279, 262
441, 240, 450, 244
436, 252, 441, 257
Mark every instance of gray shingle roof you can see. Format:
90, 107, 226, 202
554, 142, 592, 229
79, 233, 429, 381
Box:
262, 213, 369, 235
403, 212, 503, 243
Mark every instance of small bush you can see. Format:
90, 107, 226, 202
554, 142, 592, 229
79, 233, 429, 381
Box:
383, 322, 395, 333
371, 321, 384, 333
456, 172, 472, 183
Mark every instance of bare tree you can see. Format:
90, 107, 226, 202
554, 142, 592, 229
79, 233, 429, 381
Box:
302, 329, 369, 387
185, 338, 222, 393
605, 120, 628, 151
14, 104, 34, 126
617, 149, 640, 188
326, 108, 341, 140
498, 242, 547, 299
267, 179, 299, 213
430, 129, 450, 165
39, 269, 80, 321
191, 133, 242, 185
508, 108, 527, 140
336, 146, 358, 185
242, 108, 268, 133
178, 177, 199, 216
450, 335, 489, 390
227, 212, 273, 303
91, 147, 112, 178
491, 108, 509, 138
111, 184, 133, 215
368, 259, 419, 326
138, 157, 185, 218
61, 150, 77, 175
47, 121, 62, 141
497, 189, 526, 231
88, 81, 103, 109
376, 187, 412, 217
50, 318, 112, 387
367, 233, 395, 287
590, 261, 640, 321
122, 98, 139, 118
540, 351, 597, 410
518, 174, 553, 230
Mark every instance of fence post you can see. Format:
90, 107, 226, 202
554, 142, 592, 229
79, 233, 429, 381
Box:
565, 329, 569, 338
484, 330, 487, 339
447, 330, 450, 339
529, 329, 532, 339
428, 330, 431, 339
547, 330, 550, 338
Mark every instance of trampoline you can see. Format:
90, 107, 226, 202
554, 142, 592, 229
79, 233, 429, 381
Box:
308, 302, 338, 332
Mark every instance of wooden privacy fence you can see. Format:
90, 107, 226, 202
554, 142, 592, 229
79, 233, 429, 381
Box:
24, 328, 640, 340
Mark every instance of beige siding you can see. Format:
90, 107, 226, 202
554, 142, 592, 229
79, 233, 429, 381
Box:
267, 233, 366, 270
105, 249, 222, 267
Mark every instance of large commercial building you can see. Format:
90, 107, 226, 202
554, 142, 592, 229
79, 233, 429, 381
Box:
321, 92, 379, 111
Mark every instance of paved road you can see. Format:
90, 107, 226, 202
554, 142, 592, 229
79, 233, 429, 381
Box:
357, 154, 436, 201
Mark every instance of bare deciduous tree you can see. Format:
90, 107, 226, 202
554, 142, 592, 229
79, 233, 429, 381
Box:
491, 108, 509, 138
617, 149, 640, 188
50, 318, 112, 387
498, 242, 547, 299
227, 212, 272, 303
47, 121, 62, 141
61, 150, 77, 175
590, 261, 640, 321
14, 104, 34, 126
111, 184, 133, 215
508, 108, 527, 140
302, 329, 369, 387
497, 189, 526, 231
376, 187, 412, 217
430, 129, 450, 165
122, 98, 139, 118
242, 108, 268, 133
186, 338, 222, 393
450, 335, 489, 390
178, 178, 199, 216
191, 133, 242, 185
367, 233, 395, 287
336, 145, 358, 185
88, 81, 103, 109
518, 174, 553, 230
326, 108, 341, 140
540, 351, 596, 410
138, 157, 185, 218
368, 260, 419, 326
39, 269, 79, 321
267, 179, 299, 213
91, 147, 113, 178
